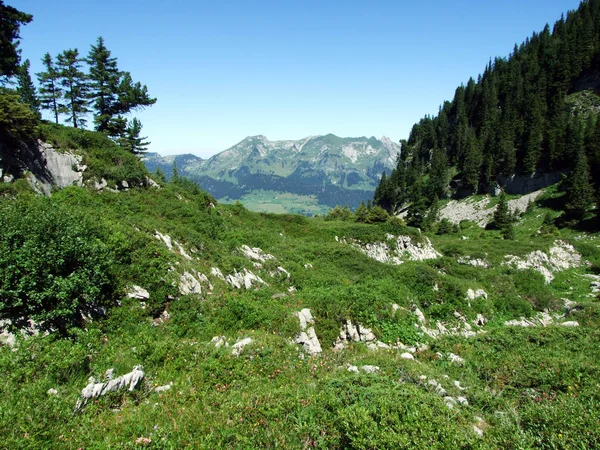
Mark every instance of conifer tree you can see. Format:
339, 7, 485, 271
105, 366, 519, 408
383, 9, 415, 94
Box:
564, 149, 594, 221
427, 146, 448, 199
0, 1, 32, 78
86, 37, 120, 132
493, 191, 510, 231
56, 49, 90, 128
87, 37, 156, 135
355, 201, 368, 223
118, 118, 150, 155
37, 53, 62, 123
15, 59, 39, 117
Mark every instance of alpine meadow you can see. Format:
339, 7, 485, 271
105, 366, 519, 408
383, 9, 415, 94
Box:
1, 1, 600, 449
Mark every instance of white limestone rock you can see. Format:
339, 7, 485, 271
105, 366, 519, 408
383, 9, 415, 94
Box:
211, 336, 227, 348
503, 240, 582, 284
239, 245, 276, 263
75, 366, 144, 411
127, 285, 150, 300
361, 365, 380, 374
231, 338, 253, 356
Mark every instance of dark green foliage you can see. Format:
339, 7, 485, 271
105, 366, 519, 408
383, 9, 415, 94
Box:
325, 205, 353, 221
493, 191, 510, 230
36, 53, 62, 123
56, 49, 90, 128
374, 0, 600, 223
564, 149, 594, 221
118, 117, 150, 155
15, 59, 39, 117
0, 87, 38, 141
0, 197, 116, 332
86, 37, 156, 136
0, 1, 32, 78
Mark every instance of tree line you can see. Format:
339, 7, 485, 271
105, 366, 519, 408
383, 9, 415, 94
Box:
375, 0, 600, 225
1, 1, 155, 155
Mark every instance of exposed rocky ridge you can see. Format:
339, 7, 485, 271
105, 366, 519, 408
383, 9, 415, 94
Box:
503, 240, 582, 283
439, 190, 544, 227
0, 138, 86, 195
338, 234, 441, 264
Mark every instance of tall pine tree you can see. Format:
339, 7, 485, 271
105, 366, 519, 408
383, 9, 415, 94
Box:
15, 59, 39, 117
56, 49, 89, 128
37, 53, 62, 123
118, 118, 150, 155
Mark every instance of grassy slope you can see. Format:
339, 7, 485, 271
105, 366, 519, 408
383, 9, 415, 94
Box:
0, 128, 599, 448
0, 181, 598, 449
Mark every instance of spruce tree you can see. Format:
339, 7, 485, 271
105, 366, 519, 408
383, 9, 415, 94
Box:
56, 49, 90, 128
564, 149, 593, 221
15, 59, 39, 117
86, 37, 156, 137
0, 1, 32, 78
37, 53, 62, 123
493, 191, 510, 231
118, 118, 150, 155
87, 36, 120, 132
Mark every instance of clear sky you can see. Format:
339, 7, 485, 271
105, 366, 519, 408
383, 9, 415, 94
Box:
17, 0, 583, 158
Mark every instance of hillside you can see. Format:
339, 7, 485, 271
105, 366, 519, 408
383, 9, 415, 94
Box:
374, 0, 600, 229
1, 126, 600, 447
144, 134, 400, 215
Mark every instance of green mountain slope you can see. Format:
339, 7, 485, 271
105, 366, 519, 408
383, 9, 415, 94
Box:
144, 134, 400, 215
1, 167, 600, 448
374, 0, 600, 227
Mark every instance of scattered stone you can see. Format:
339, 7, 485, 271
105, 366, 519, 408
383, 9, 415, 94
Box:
152, 310, 170, 327
347, 365, 359, 373
239, 245, 276, 263
560, 321, 580, 327
231, 338, 253, 356
458, 256, 490, 268
444, 396, 457, 408
400, 352, 414, 360
466, 288, 488, 301
293, 309, 322, 355
272, 293, 287, 299
225, 269, 267, 290
504, 311, 555, 327
473, 425, 484, 437
413, 307, 426, 324
361, 365, 380, 374
154, 231, 173, 251
211, 336, 227, 348
456, 396, 469, 405
47, 388, 58, 396
154, 382, 173, 393
454, 380, 466, 390
127, 285, 150, 300
75, 366, 144, 411
211, 267, 225, 281
304, 263, 314, 269
447, 353, 465, 366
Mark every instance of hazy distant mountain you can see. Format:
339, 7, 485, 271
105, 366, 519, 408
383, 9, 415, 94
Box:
144, 134, 400, 215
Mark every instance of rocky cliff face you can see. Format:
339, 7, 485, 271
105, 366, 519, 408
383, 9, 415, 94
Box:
0, 138, 85, 195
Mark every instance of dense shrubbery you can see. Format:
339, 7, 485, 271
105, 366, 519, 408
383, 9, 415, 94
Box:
0, 197, 117, 332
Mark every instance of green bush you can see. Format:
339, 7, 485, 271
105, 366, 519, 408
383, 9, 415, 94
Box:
0, 197, 117, 332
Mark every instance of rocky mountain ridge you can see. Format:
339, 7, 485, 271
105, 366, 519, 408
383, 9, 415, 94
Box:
144, 134, 400, 214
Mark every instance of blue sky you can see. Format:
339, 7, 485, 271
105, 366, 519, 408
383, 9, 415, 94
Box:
17, 0, 583, 157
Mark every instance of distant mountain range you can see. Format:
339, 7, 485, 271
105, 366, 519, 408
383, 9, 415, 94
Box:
144, 134, 400, 215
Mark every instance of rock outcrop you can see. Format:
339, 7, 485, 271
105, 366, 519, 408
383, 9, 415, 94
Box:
342, 234, 440, 265
293, 309, 322, 355
503, 240, 581, 283
75, 366, 145, 411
